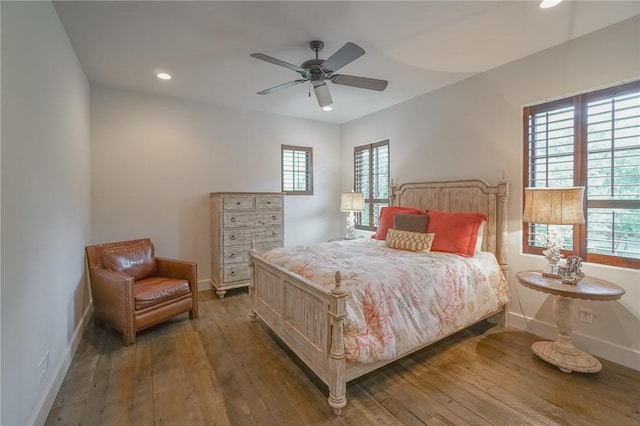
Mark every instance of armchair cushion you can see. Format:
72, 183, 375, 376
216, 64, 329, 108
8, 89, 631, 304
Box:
102, 241, 157, 280
133, 277, 191, 310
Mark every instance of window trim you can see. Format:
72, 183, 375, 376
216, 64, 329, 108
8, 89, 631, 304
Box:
522, 80, 640, 269
354, 139, 390, 231
281, 144, 313, 195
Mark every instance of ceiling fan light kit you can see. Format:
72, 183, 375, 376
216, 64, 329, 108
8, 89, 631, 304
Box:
251, 40, 388, 110
314, 83, 333, 108
540, 0, 562, 8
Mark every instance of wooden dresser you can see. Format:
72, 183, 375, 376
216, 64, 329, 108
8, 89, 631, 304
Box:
210, 192, 284, 298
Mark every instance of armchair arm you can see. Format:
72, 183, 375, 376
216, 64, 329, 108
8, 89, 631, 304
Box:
88, 268, 135, 334
156, 257, 198, 317
155, 257, 197, 290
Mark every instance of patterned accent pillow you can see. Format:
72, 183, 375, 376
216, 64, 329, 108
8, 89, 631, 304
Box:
385, 229, 435, 252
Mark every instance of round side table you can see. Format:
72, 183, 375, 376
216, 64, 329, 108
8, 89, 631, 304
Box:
515, 271, 625, 374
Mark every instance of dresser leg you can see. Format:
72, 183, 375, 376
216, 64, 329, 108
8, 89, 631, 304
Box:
216, 289, 226, 299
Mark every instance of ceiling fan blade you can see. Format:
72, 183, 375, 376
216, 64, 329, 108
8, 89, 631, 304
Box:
331, 74, 388, 91
257, 79, 306, 95
313, 83, 333, 108
250, 53, 306, 74
321, 42, 365, 73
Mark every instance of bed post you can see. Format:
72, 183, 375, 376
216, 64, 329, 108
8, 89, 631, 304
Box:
248, 240, 257, 322
489, 171, 510, 326
389, 179, 397, 206
496, 171, 509, 275
328, 271, 348, 415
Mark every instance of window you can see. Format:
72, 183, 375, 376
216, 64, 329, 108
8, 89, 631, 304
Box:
354, 140, 390, 230
523, 80, 640, 269
281, 145, 313, 195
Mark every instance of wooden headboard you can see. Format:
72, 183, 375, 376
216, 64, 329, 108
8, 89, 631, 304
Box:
390, 178, 509, 273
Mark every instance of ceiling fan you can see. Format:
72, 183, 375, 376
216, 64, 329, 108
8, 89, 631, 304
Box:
251, 40, 388, 110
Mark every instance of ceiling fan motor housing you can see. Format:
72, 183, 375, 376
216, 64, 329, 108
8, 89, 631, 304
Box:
301, 59, 326, 86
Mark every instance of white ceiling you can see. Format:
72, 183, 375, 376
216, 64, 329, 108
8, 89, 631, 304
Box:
53, 1, 640, 124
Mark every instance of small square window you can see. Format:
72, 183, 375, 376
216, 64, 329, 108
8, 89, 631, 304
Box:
281, 145, 313, 195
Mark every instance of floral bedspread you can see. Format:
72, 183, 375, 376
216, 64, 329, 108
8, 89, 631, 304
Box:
260, 238, 511, 364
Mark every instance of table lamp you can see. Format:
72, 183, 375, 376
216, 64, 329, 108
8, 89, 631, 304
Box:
522, 187, 585, 277
340, 192, 364, 239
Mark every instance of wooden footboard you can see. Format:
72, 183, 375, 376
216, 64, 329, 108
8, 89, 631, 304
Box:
249, 253, 349, 415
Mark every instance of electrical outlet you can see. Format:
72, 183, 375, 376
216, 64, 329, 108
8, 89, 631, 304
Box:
38, 351, 49, 384
579, 308, 593, 324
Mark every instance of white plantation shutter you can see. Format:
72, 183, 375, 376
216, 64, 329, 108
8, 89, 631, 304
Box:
525, 100, 576, 251
585, 88, 640, 260
354, 140, 389, 230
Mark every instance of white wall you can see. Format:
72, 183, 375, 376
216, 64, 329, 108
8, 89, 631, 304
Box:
90, 85, 342, 287
1, 2, 92, 425
341, 16, 640, 370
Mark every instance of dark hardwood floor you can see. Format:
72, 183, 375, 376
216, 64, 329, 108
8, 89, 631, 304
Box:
46, 290, 640, 425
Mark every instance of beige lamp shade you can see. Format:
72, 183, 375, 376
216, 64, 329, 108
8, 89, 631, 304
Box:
340, 192, 364, 212
523, 187, 586, 225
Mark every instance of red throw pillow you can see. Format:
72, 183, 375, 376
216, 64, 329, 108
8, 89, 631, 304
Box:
372, 206, 423, 240
427, 210, 487, 257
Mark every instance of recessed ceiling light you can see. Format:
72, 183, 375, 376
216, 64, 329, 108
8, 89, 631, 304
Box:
322, 106, 333, 111
156, 72, 172, 80
540, 0, 562, 8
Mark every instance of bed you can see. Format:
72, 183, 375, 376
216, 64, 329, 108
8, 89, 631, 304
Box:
249, 178, 510, 415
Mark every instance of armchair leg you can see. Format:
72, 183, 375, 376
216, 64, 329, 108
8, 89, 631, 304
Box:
122, 333, 136, 346
189, 310, 198, 319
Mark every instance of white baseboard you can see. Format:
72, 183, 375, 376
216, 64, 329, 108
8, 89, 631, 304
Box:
507, 311, 640, 371
28, 302, 94, 426
198, 278, 213, 292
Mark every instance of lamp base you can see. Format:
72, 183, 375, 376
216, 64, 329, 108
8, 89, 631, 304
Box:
345, 212, 356, 240
542, 263, 560, 279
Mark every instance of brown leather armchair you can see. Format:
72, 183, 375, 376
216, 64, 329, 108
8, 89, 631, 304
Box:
85, 238, 198, 345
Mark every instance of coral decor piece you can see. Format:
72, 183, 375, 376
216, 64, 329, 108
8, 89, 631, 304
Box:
345, 211, 356, 239
558, 255, 585, 285
540, 229, 564, 276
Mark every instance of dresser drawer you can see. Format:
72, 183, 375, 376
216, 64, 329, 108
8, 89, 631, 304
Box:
223, 242, 282, 265
223, 245, 251, 264
223, 197, 254, 210
251, 227, 283, 243
223, 265, 250, 283
256, 196, 283, 209
223, 211, 282, 228
223, 227, 283, 245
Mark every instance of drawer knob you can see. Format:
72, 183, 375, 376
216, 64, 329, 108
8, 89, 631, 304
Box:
231, 217, 236, 222
272, 232, 277, 237
236, 202, 241, 205
230, 271, 235, 276
230, 253, 235, 258
231, 235, 236, 240
272, 215, 277, 220
267, 201, 271, 204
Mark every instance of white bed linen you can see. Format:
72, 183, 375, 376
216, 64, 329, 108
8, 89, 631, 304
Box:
260, 238, 511, 363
